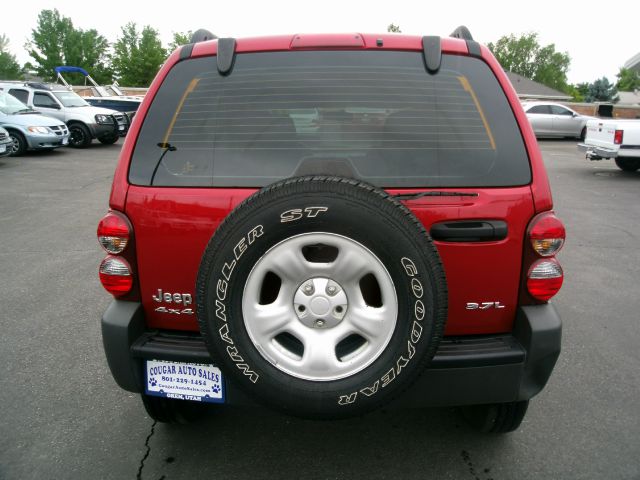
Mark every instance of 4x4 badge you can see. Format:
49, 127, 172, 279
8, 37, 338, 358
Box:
154, 306, 194, 315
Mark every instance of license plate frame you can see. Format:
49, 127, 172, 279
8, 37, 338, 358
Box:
145, 359, 225, 404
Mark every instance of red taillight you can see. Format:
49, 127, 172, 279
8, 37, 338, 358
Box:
614, 130, 623, 145
98, 211, 137, 299
97, 212, 130, 254
529, 213, 565, 257
525, 212, 566, 302
527, 259, 564, 301
99, 256, 133, 296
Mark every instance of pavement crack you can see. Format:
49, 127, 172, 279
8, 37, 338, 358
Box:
137, 420, 157, 480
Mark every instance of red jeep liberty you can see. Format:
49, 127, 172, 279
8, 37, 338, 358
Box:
98, 27, 565, 432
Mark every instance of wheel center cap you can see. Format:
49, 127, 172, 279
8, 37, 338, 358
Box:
294, 277, 348, 329
310, 297, 331, 316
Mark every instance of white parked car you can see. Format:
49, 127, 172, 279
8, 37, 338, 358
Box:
522, 102, 595, 140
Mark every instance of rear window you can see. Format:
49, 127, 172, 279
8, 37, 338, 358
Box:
129, 50, 530, 188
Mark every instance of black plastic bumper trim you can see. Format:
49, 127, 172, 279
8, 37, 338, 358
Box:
431, 335, 524, 368
130, 330, 525, 370
102, 301, 561, 405
101, 300, 145, 392
132, 331, 211, 363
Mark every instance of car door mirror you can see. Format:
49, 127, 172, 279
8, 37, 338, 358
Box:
572, 112, 578, 118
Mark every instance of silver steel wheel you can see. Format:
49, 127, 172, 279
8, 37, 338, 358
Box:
242, 232, 398, 382
10, 135, 21, 154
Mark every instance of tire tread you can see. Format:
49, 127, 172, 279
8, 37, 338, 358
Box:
196, 176, 448, 417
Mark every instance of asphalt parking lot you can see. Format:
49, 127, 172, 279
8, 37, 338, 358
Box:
1, 140, 639, 480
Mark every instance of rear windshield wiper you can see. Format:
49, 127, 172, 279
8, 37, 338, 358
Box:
392, 191, 478, 201
150, 142, 177, 185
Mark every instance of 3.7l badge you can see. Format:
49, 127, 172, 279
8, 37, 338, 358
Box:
466, 301, 505, 310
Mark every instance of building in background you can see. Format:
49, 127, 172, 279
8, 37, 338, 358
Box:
624, 52, 640, 74
505, 71, 571, 101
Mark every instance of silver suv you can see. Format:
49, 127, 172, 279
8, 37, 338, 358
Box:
0, 82, 129, 148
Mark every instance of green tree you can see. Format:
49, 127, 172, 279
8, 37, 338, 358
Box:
25, 9, 112, 83
112, 23, 166, 87
585, 77, 619, 103
616, 67, 640, 92
488, 33, 571, 92
566, 82, 590, 102
387, 24, 402, 33
0, 34, 23, 80
0, 34, 10, 52
169, 31, 193, 52
565, 84, 584, 102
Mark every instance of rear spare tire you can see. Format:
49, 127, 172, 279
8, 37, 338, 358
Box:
196, 176, 447, 418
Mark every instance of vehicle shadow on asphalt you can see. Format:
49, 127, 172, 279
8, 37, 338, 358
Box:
139, 406, 509, 479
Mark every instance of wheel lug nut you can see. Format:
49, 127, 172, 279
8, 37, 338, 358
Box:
315, 319, 325, 328
326, 285, 336, 295
303, 284, 314, 294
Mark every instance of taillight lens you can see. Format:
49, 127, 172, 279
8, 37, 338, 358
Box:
97, 212, 130, 254
614, 129, 623, 145
523, 211, 566, 303
99, 256, 133, 296
527, 259, 564, 301
529, 213, 565, 257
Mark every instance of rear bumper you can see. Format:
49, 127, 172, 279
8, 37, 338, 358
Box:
578, 143, 618, 159
102, 302, 561, 407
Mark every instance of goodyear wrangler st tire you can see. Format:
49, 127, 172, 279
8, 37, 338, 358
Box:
196, 176, 447, 418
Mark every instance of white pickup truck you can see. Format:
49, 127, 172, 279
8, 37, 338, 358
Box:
578, 118, 640, 171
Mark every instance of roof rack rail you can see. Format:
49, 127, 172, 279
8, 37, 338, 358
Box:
190, 29, 217, 44
180, 29, 220, 64
217, 38, 237, 75
422, 36, 442, 74
450, 26, 474, 41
